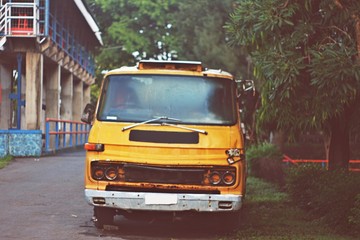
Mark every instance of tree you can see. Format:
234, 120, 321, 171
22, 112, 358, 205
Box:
226, 0, 360, 170
85, 0, 251, 112
87, 0, 248, 77
85, 0, 179, 104
86, 0, 178, 71
170, 0, 248, 77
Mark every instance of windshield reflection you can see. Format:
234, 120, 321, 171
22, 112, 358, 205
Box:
97, 74, 237, 125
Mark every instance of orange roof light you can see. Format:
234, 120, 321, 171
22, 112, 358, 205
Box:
138, 60, 202, 72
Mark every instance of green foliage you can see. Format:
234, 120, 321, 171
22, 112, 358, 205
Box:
245, 176, 287, 203
85, 0, 250, 99
87, 0, 178, 72
90, 84, 100, 104
171, 0, 248, 77
0, 155, 13, 169
286, 165, 360, 235
246, 142, 282, 160
246, 143, 284, 185
226, 0, 360, 133
309, 43, 360, 120
88, 0, 248, 70
349, 194, 360, 229
226, 177, 352, 240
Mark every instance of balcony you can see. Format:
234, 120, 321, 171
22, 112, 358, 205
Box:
0, 0, 97, 77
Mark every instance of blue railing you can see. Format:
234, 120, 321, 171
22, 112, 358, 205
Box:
48, 12, 95, 76
44, 118, 90, 152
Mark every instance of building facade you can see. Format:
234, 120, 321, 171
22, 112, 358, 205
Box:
0, 0, 102, 156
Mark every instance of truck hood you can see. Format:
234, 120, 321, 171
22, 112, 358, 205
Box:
87, 121, 242, 164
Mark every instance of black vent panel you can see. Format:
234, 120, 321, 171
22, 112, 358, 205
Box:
129, 130, 199, 144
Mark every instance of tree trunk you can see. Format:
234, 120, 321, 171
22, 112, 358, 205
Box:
329, 0, 360, 170
270, 130, 285, 152
323, 132, 331, 161
328, 112, 350, 171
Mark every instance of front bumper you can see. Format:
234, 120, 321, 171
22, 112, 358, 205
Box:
85, 189, 243, 212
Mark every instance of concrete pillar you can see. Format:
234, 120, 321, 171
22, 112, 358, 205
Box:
0, 64, 12, 129
45, 63, 61, 120
44, 62, 61, 149
25, 52, 43, 130
60, 71, 73, 121
73, 77, 83, 122
83, 83, 91, 106
61, 71, 73, 146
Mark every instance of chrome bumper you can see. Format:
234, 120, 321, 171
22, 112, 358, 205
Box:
85, 189, 243, 212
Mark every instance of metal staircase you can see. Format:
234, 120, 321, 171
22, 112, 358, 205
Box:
0, 0, 96, 77
0, 3, 8, 48
0, 1, 42, 49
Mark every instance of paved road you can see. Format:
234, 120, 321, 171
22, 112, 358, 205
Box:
0, 150, 234, 240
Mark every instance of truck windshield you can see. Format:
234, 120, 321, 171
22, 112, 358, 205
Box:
97, 74, 237, 125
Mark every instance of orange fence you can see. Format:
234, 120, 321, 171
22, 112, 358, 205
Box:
283, 155, 360, 172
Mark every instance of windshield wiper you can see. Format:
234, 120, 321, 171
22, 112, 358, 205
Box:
122, 116, 181, 132
122, 116, 208, 135
161, 123, 208, 135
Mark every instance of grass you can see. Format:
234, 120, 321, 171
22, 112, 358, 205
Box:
0, 155, 13, 169
221, 177, 357, 240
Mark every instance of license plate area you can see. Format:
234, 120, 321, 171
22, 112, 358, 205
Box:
144, 193, 178, 205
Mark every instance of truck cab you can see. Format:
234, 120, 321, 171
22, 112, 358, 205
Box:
82, 60, 246, 228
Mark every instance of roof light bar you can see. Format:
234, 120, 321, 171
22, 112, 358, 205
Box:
138, 60, 202, 72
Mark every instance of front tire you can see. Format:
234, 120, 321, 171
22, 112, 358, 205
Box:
93, 207, 115, 229
220, 210, 242, 231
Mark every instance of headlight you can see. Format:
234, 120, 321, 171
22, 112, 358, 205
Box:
105, 167, 118, 180
209, 171, 222, 185
92, 167, 105, 180
91, 162, 123, 181
207, 169, 236, 186
222, 171, 235, 185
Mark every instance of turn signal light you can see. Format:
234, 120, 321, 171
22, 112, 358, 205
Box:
84, 143, 104, 152
225, 148, 245, 165
93, 197, 106, 205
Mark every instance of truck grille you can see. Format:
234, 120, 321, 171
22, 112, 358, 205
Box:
123, 164, 205, 185
91, 161, 236, 186
105, 185, 220, 194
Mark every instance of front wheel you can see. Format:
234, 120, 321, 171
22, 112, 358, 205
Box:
93, 207, 115, 229
219, 210, 242, 231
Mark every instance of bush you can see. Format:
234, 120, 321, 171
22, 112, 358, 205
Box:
349, 194, 360, 232
286, 165, 360, 235
246, 143, 284, 185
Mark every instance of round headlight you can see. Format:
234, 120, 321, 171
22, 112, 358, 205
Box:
105, 167, 118, 180
222, 171, 235, 185
209, 171, 221, 185
93, 167, 104, 180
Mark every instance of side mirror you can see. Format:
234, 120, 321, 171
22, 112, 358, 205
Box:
235, 79, 256, 99
81, 103, 95, 124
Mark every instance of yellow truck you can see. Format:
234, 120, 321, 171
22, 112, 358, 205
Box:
81, 60, 247, 229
